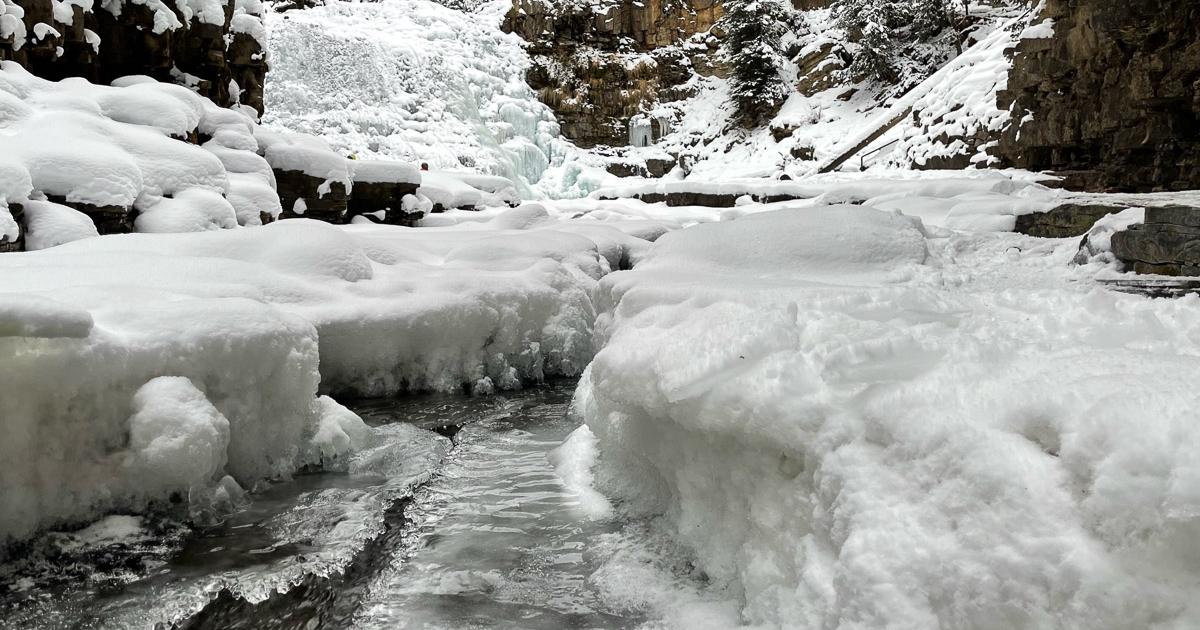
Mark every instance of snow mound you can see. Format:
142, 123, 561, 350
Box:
0, 62, 290, 244
580, 200, 1200, 628
20, 199, 99, 250
641, 205, 927, 280
127, 376, 232, 498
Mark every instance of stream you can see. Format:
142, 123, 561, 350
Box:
0, 381, 726, 629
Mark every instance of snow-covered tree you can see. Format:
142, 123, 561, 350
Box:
833, 0, 958, 82
721, 0, 794, 129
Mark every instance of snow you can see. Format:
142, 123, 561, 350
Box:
255, 127, 352, 189
352, 159, 420, 185
593, 170, 1051, 208
1021, 19, 1055, 40
419, 171, 482, 210
134, 187, 240, 233
577, 194, 1200, 628
0, 293, 93, 338
0, 62, 296, 243
1076, 207, 1146, 266
0, 208, 654, 543
127, 376, 233, 499
549, 425, 614, 520
887, 10, 1033, 169
20, 198, 100, 250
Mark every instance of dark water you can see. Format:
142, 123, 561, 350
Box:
0, 382, 716, 629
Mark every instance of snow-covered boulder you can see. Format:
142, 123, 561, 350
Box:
0, 62, 286, 248
348, 160, 423, 227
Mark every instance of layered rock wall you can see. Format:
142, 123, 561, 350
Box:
504, 0, 726, 147
996, 0, 1200, 192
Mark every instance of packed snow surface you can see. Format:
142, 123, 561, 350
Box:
577, 189, 1200, 628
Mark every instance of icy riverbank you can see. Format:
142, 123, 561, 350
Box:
0, 208, 650, 544
577, 201, 1200, 627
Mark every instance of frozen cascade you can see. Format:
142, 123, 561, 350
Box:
264, 0, 574, 197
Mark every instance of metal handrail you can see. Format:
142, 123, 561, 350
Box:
860, 138, 901, 171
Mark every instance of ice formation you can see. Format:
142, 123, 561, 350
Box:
263, 0, 572, 196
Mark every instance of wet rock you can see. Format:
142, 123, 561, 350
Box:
1013, 203, 1127, 238
606, 162, 643, 178
645, 157, 678, 177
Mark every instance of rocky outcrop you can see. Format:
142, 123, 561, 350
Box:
504, 0, 726, 147
1112, 206, 1200, 275
347, 180, 423, 227
996, 0, 1200, 192
0, 0, 267, 114
275, 170, 349, 224
1013, 203, 1127, 238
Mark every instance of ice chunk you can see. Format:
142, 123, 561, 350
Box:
126, 376, 231, 497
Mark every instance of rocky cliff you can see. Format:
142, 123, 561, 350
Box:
0, 0, 267, 114
996, 0, 1200, 192
503, 0, 726, 147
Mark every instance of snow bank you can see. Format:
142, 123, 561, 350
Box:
594, 170, 1048, 207
580, 202, 1200, 628
0, 208, 657, 543
20, 199, 99, 250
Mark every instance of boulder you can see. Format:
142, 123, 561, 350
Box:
347, 180, 423, 227
1112, 205, 1200, 275
275, 169, 349, 224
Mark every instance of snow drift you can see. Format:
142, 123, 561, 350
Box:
579, 202, 1200, 628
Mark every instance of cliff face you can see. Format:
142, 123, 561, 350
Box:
996, 0, 1200, 192
0, 0, 267, 114
503, 0, 726, 147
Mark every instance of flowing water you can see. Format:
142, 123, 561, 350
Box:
0, 382, 727, 629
